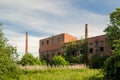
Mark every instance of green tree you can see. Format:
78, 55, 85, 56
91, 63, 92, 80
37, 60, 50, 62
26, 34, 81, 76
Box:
0, 23, 21, 80
79, 39, 88, 65
103, 8, 120, 80
103, 53, 120, 80
113, 39, 120, 55
52, 55, 69, 66
64, 40, 87, 64
72, 54, 84, 64
103, 39, 120, 80
19, 53, 41, 66
104, 8, 120, 45
64, 41, 77, 57
64, 41, 77, 63
89, 54, 109, 69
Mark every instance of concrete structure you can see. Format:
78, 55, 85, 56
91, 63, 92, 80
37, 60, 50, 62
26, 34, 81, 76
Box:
39, 25, 111, 60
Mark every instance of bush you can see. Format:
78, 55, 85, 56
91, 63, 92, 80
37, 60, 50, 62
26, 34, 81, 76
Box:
19, 53, 41, 66
52, 55, 69, 66
69, 54, 85, 64
103, 54, 120, 80
41, 60, 47, 65
89, 54, 109, 69
0, 52, 21, 80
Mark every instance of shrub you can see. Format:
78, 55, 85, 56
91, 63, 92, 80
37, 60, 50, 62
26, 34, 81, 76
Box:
0, 52, 21, 80
69, 54, 85, 64
41, 60, 47, 65
103, 54, 120, 80
19, 53, 41, 66
52, 55, 69, 66
89, 54, 109, 69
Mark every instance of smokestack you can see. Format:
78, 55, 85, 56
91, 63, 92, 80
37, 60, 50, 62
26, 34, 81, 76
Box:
85, 24, 88, 66
25, 32, 28, 54
85, 24, 88, 40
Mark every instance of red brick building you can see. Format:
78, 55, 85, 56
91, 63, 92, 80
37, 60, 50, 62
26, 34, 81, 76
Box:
86, 35, 111, 59
39, 25, 111, 60
39, 33, 77, 60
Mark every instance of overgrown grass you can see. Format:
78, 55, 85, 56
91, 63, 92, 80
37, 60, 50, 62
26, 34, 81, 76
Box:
19, 66, 103, 80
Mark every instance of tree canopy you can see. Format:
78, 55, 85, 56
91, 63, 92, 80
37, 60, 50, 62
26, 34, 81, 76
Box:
104, 8, 120, 45
103, 8, 120, 80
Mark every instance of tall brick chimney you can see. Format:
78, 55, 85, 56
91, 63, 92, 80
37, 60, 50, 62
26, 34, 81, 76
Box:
25, 32, 28, 54
85, 24, 88, 40
85, 24, 88, 66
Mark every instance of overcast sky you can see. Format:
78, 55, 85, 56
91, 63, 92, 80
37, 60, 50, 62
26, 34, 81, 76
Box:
0, 0, 120, 58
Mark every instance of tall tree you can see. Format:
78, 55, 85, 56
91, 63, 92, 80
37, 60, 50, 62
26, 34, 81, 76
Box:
0, 23, 20, 80
104, 8, 120, 45
103, 8, 120, 80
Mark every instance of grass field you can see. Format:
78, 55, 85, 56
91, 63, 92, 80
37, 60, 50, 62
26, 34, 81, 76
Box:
19, 65, 103, 80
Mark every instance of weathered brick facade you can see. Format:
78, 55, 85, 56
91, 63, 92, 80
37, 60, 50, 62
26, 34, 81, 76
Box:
39, 33, 77, 60
39, 33, 111, 60
86, 35, 111, 59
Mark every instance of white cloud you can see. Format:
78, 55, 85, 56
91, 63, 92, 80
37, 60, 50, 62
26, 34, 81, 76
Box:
4, 29, 46, 58
0, 0, 111, 58
0, 0, 65, 15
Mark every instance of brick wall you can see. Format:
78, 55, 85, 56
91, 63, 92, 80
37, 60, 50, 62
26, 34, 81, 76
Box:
39, 33, 77, 60
39, 33, 111, 60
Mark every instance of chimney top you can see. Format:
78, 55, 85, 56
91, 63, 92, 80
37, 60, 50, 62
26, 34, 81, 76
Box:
85, 24, 88, 40
85, 24, 88, 27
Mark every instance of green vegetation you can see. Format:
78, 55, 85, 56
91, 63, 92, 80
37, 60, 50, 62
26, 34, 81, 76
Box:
103, 54, 120, 80
19, 53, 41, 66
0, 23, 21, 80
102, 39, 120, 80
64, 41, 86, 64
52, 55, 69, 66
0, 8, 120, 80
20, 68, 103, 80
89, 54, 109, 69
72, 54, 85, 64
64, 41, 77, 58
113, 39, 120, 55
103, 8, 120, 80
104, 8, 120, 45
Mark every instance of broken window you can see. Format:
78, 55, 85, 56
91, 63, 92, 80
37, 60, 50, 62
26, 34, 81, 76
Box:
90, 48, 93, 53
100, 47, 104, 52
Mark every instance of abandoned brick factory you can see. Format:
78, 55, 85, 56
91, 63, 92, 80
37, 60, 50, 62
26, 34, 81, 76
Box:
39, 24, 112, 60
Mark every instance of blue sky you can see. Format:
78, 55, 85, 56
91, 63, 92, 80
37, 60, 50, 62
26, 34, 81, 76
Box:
0, 0, 120, 58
